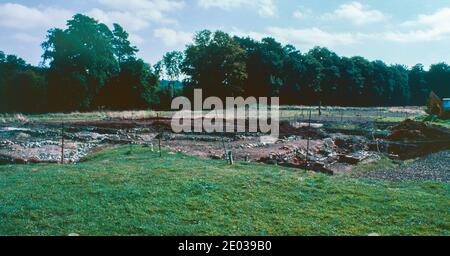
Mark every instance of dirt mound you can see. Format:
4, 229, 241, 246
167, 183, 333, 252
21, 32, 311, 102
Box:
386, 119, 450, 159
387, 119, 450, 141
151, 119, 173, 133
279, 121, 326, 139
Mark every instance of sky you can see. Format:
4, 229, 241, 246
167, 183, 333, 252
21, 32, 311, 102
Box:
0, 0, 449, 68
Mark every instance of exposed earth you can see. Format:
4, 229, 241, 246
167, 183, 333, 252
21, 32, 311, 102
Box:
1, 113, 449, 181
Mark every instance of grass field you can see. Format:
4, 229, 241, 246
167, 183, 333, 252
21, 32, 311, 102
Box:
0, 106, 426, 124
0, 145, 448, 236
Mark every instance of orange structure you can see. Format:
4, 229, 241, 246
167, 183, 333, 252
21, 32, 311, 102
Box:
428, 91, 450, 118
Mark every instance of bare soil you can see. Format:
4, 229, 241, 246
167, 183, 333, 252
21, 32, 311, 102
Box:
1, 116, 449, 178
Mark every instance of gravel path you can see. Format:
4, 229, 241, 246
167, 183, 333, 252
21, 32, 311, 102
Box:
357, 150, 450, 182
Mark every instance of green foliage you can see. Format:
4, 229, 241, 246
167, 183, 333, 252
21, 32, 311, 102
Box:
183, 30, 247, 98
94, 59, 159, 110
39, 14, 156, 112
154, 82, 183, 110
428, 63, 450, 98
112, 23, 138, 63
180, 31, 433, 107
0, 52, 47, 113
42, 14, 119, 111
162, 51, 183, 81
0, 146, 448, 235
1, 20, 450, 113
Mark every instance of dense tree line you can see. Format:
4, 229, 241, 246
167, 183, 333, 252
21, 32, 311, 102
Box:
0, 53, 48, 113
182, 30, 449, 106
1, 14, 172, 113
0, 15, 449, 113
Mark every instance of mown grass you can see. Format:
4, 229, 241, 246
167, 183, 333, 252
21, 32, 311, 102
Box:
0, 146, 448, 236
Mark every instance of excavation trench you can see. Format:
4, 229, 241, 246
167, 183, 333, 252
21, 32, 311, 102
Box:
0, 119, 448, 175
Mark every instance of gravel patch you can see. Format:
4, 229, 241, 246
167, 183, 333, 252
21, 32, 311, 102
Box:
357, 150, 450, 182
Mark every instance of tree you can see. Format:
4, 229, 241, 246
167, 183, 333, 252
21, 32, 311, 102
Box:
409, 64, 429, 105
153, 61, 163, 79
162, 51, 183, 82
308, 47, 341, 105
236, 37, 286, 98
112, 23, 138, 63
300, 53, 324, 104
9, 69, 47, 113
390, 64, 410, 106
0, 53, 47, 113
42, 14, 119, 111
158, 51, 182, 100
427, 62, 450, 98
3, 21, 450, 113
183, 30, 247, 99
279, 45, 304, 104
94, 59, 158, 110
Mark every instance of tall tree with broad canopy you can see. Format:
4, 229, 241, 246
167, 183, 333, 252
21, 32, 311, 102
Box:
183, 30, 247, 99
42, 14, 119, 111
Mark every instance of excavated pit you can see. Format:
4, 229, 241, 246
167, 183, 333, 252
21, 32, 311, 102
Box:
1, 118, 449, 175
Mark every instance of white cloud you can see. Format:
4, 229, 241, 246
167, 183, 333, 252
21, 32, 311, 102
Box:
88, 0, 186, 45
230, 28, 267, 41
128, 33, 145, 45
0, 3, 73, 30
96, 0, 184, 23
153, 28, 192, 47
293, 7, 312, 20
198, 0, 277, 18
91, 0, 184, 32
98, 0, 184, 12
229, 26, 368, 50
385, 8, 450, 42
325, 1, 386, 25
266, 27, 364, 48
11, 33, 41, 43
383, 30, 444, 43
88, 8, 151, 32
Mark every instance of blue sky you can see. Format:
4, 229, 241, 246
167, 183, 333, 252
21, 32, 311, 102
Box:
0, 0, 449, 68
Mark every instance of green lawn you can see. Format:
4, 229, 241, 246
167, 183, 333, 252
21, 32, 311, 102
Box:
0, 146, 448, 236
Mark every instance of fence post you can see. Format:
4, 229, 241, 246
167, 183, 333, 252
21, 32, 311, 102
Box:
306, 109, 312, 164
318, 101, 322, 116
61, 122, 65, 164
228, 151, 234, 165
159, 132, 162, 157
154, 113, 162, 156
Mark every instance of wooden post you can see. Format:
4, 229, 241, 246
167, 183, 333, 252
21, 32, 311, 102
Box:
305, 109, 312, 164
61, 122, 65, 164
127, 129, 133, 155
159, 132, 162, 157
318, 101, 322, 116
228, 151, 234, 165
155, 109, 163, 157
215, 109, 228, 161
